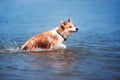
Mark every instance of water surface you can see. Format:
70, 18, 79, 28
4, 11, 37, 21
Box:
0, 0, 120, 80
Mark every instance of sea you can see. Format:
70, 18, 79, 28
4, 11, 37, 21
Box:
0, 0, 120, 80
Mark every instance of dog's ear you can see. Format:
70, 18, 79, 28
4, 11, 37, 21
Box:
61, 21, 67, 26
60, 21, 66, 30
68, 19, 72, 22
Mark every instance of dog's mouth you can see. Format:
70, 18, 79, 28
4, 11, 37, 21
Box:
69, 28, 78, 33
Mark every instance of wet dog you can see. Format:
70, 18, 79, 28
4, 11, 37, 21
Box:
21, 19, 78, 51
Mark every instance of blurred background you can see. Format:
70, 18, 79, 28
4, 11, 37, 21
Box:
0, 0, 120, 80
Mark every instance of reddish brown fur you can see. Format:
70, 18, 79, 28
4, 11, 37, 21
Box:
57, 20, 75, 34
21, 19, 78, 51
21, 31, 59, 50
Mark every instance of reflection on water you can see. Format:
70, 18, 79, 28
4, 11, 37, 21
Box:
29, 51, 76, 70
0, 0, 120, 80
0, 51, 79, 80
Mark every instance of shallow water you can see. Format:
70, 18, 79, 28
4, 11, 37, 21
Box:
0, 0, 120, 80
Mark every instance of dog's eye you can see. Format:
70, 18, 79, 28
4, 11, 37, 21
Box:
69, 26, 72, 28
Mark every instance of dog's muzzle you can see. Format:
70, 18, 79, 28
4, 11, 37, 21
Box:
76, 28, 78, 31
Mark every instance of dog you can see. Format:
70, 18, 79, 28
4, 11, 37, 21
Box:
21, 19, 78, 51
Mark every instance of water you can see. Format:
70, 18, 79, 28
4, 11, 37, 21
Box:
0, 0, 120, 80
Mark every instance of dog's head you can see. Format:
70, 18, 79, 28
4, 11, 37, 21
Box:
56, 19, 78, 40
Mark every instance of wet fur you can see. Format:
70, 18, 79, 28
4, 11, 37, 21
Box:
21, 19, 78, 51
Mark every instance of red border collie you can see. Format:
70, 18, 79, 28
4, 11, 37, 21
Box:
21, 19, 78, 51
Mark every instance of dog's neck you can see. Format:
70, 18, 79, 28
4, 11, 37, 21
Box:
56, 30, 67, 41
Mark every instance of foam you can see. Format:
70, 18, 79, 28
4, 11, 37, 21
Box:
0, 46, 20, 53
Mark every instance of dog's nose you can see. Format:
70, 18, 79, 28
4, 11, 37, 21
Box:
76, 28, 78, 31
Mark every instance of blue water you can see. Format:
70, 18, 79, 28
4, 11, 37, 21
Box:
0, 0, 120, 80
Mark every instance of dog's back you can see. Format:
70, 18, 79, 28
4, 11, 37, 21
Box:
21, 19, 78, 51
21, 31, 59, 51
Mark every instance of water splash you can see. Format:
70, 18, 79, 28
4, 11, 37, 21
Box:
0, 46, 20, 53
0, 38, 21, 53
